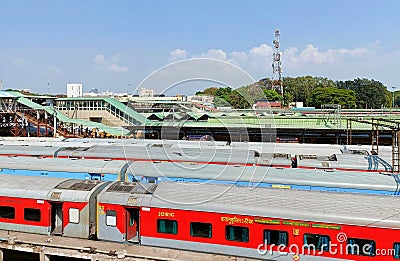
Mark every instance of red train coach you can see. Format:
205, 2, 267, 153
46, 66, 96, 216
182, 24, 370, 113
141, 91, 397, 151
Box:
3, 174, 400, 260
96, 181, 156, 242
95, 180, 400, 260
0, 174, 106, 238
137, 183, 400, 260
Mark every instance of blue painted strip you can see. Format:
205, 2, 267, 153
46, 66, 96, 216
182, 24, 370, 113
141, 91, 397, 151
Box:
136, 176, 396, 196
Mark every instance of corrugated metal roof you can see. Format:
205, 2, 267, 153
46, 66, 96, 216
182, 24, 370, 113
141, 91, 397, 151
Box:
143, 113, 165, 120
149, 182, 400, 228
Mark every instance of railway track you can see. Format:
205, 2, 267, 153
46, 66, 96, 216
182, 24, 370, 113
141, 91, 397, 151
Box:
0, 230, 253, 261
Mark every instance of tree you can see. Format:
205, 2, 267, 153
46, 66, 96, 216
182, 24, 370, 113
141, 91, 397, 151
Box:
263, 89, 283, 102
394, 91, 400, 108
228, 90, 251, 109
195, 87, 218, 96
283, 76, 334, 106
212, 87, 232, 107
336, 78, 389, 109
309, 87, 356, 109
195, 76, 390, 109
214, 87, 232, 101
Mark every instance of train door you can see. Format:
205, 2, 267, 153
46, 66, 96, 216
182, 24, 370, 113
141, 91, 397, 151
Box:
145, 177, 158, 184
51, 203, 63, 235
126, 208, 139, 242
89, 173, 102, 180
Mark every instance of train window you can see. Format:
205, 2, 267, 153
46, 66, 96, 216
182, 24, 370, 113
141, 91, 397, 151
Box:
304, 233, 330, 251
24, 208, 41, 222
393, 243, 400, 259
69, 208, 80, 224
157, 219, 178, 235
0, 206, 15, 219
264, 229, 288, 246
226, 225, 249, 242
346, 238, 376, 256
106, 210, 117, 226
190, 222, 212, 238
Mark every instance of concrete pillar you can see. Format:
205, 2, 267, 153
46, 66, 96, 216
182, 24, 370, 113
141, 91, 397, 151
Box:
39, 252, 50, 261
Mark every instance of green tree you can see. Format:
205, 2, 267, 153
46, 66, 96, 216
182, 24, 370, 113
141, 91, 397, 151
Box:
394, 91, 400, 108
283, 76, 334, 106
214, 87, 232, 101
263, 89, 283, 102
336, 78, 389, 109
309, 87, 356, 109
228, 90, 251, 109
195, 87, 218, 96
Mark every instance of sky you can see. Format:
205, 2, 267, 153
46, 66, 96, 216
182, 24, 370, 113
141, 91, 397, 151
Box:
1, 0, 400, 95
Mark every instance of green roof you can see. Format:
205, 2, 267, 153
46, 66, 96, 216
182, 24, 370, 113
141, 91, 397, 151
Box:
103, 97, 148, 125
17, 97, 129, 136
143, 112, 165, 120
56, 97, 149, 125
17, 97, 45, 110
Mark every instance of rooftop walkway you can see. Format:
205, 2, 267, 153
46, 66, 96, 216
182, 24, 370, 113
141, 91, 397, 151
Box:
17, 96, 129, 136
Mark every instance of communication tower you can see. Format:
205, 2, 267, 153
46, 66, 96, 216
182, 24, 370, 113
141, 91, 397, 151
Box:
272, 29, 283, 96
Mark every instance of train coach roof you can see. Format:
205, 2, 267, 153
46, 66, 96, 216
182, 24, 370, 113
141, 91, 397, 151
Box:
0, 174, 106, 201
0, 144, 62, 156
57, 145, 258, 164
149, 182, 400, 228
0, 156, 128, 174
128, 162, 400, 192
0, 174, 69, 199
97, 181, 156, 205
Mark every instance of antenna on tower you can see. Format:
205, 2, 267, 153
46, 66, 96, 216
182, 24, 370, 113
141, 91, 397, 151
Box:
272, 29, 283, 96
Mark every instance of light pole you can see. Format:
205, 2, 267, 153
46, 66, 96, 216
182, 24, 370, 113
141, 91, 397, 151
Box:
393, 86, 396, 110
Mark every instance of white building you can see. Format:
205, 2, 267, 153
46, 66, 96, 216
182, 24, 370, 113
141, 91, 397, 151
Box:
139, 88, 155, 97
67, 83, 83, 98
186, 95, 214, 104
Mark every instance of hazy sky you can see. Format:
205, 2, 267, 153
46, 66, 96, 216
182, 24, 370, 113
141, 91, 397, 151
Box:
1, 0, 399, 95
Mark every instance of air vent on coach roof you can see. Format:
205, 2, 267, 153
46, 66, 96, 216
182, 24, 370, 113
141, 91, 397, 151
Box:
106, 182, 157, 194
55, 180, 100, 191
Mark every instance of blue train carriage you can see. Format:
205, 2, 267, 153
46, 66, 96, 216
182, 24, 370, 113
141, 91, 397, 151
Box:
0, 156, 132, 181
256, 152, 292, 167
294, 152, 392, 172
127, 161, 400, 195
0, 174, 108, 238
